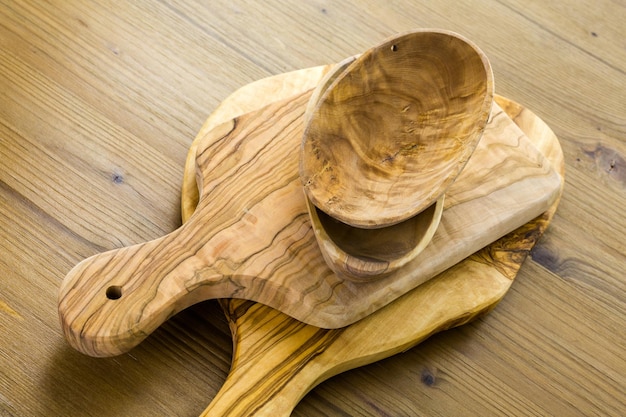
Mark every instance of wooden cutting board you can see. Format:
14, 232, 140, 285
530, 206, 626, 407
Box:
58, 64, 561, 357
177, 66, 564, 416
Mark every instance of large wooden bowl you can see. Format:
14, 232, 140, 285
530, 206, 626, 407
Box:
303, 56, 445, 280
300, 29, 494, 228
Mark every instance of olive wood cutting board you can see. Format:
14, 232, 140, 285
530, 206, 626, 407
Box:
58, 65, 561, 357
178, 66, 564, 416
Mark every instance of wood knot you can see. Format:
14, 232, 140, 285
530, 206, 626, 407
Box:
582, 143, 625, 186
420, 368, 437, 387
111, 172, 124, 184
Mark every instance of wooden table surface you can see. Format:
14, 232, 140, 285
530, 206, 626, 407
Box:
1, 1, 624, 416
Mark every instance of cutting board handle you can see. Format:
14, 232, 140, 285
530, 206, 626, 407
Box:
58, 201, 239, 357
58, 95, 316, 357
199, 301, 330, 417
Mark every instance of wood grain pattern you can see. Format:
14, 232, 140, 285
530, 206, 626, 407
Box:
300, 29, 494, 228
174, 67, 563, 415
58, 81, 560, 357
2, 2, 625, 416
182, 66, 336, 220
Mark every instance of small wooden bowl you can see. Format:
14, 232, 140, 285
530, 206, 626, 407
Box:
306, 193, 444, 281
300, 29, 494, 228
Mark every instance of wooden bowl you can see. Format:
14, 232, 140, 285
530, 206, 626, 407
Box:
306, 193, 444, 281
303, 57, 445, 281
300, 29, 494, 228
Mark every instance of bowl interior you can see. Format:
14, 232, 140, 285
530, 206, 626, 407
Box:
301, 29, 493, 228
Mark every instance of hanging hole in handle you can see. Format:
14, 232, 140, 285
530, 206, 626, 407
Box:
106, 285, 123, 300
390, 44, 398, 52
